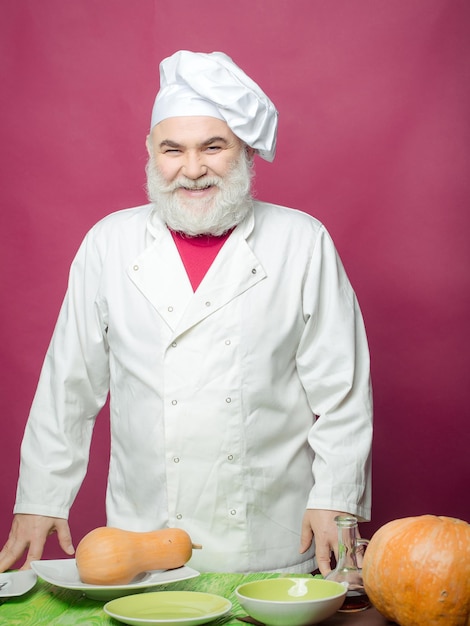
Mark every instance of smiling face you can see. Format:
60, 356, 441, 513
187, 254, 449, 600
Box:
149, 116, 246, 198
146, 116, 255, 236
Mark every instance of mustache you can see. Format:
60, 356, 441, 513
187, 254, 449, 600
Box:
161, 176, 222, 192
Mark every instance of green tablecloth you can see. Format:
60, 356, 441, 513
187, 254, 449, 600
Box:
0, 572, 282, 625
0, 572, 390, 626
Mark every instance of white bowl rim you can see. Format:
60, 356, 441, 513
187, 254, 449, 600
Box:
235, 578, 347, 605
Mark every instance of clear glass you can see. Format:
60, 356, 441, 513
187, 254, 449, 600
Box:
325, 514, 370, 612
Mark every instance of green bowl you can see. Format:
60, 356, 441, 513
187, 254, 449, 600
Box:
235, 578, 347, 626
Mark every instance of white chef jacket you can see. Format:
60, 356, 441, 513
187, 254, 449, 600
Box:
15, 200, 372, 573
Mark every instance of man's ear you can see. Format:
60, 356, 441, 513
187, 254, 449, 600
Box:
246, 146, 255, 161
145, 134, 152, 156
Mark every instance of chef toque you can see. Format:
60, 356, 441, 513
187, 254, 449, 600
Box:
150, 50, 278, 162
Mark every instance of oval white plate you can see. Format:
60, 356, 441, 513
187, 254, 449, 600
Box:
104, 590, 232, 626
30, 559, 199, 600
0, 570, 37, 597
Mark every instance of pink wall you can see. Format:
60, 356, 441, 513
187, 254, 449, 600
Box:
1, 1, 469, 563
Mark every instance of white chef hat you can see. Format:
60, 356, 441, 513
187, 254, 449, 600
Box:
150, 50, 278, 162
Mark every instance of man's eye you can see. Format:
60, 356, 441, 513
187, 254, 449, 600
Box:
164, 149, 181, 154
206, 146, 221, 152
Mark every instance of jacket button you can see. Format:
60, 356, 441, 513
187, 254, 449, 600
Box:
251, 268, 257, 274
176, 513, 182, 520
168, 306, 174, 312
230, 509, 237, 516
225, 397, 232, 403
171, 342, 177, 348
225, 339, 231, 346
205, 301, 211, 307
227, 454, 234, 461
171, 400, 178, 405
173, 457, 180, 463
133, 265, 139, 271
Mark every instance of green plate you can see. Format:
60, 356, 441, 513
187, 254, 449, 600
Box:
104, 590, 232, 626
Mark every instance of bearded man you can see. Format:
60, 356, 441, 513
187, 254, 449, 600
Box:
0, 51, 372, 575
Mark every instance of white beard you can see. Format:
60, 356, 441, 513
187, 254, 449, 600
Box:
146, 149, 254, 236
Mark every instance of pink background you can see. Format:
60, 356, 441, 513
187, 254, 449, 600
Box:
1, 1, 469, 564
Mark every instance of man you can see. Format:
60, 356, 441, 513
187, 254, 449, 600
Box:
0, 51, 372, 575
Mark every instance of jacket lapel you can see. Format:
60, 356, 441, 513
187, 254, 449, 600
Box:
127, 224, 193, 331
127, 209, 266, 336
172, 227, 266, 338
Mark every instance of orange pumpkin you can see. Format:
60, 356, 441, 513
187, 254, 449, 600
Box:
75, 527, 198, 585
362, 515, 470, 626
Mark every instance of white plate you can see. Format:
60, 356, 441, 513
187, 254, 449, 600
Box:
30, 559, 200, 600
0, 570, 37, 597
104, 591, 232, 626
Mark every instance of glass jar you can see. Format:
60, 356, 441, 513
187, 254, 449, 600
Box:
325, 514, 370, 612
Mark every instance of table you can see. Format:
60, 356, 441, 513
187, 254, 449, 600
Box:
0, 572, 393, 625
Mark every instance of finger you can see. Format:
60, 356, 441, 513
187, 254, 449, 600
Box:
21, 538, 46, 570
315, 542, 333, 577
0, 556, 19, 573
56, 521, 75, 556
0, 540, 27, 573
0, 525, 31, 573
299, 518, 313, 554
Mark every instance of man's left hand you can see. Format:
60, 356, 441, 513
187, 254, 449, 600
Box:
299, 509, 350, 577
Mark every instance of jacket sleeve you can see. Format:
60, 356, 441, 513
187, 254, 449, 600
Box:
14, 228, 110, 519
296, 226, 373, 521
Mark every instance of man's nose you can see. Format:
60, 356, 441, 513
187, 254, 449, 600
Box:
182, 152, 208, 179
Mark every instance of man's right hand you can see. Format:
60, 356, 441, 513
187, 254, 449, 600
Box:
0, 514, 75, 572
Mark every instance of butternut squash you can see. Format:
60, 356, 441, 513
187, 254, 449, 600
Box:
75, 527, 199, 585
